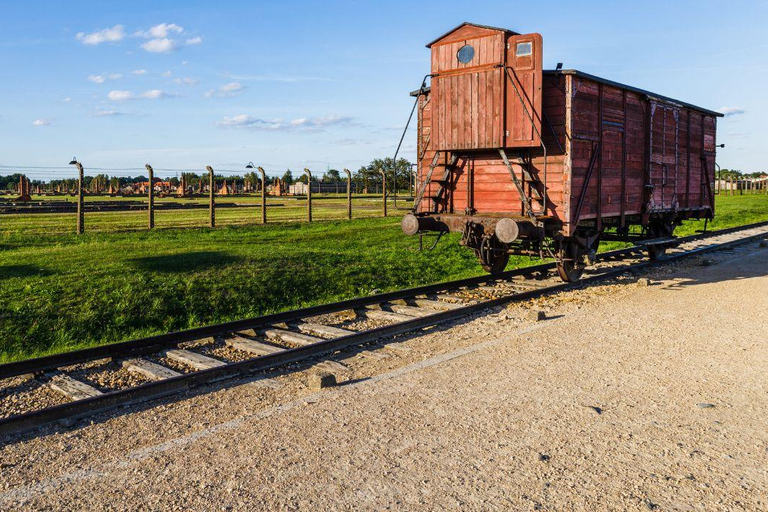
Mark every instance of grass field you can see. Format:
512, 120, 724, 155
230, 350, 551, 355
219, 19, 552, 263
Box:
1, 193, 766, 363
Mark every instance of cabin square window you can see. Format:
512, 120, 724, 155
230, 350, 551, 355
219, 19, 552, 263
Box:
457, 44, 475, 64
516, 42, 532, 57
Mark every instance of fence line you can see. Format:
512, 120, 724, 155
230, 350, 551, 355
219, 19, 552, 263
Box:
715, 177, 768, 196
1, 164, 409, 235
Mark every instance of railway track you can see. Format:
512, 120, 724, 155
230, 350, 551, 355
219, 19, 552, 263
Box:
2, 221, 768, 437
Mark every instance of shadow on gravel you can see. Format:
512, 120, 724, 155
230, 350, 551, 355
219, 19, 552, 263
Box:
130, 251, 242, 273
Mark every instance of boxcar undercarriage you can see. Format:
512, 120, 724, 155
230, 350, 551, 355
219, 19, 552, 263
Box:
403, 196, 710, 282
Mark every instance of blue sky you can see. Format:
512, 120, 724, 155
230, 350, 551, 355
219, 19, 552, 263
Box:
0, 0, 765, 179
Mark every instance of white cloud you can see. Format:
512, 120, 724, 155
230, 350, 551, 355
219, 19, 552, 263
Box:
108, 89, 177, 101
140, 89, 171, 99
141, 38, 180, 53
32, 119, 51, 126
88, 73, 122, 83
63, 97, 72, 103
161, 70, 172, 77
93, 109, 126, 117
216, 114, 353, 131
108, 90, 133, 101
76, 25, 126, 45
206, 82, 245, 98
132, 69, 147, 75
174, 77, 199, 86
136, 23, 184, 39
718, 107, 745, 117
135, 23, 201, 53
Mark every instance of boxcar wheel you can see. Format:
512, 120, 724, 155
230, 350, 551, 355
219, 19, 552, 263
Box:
647, 244, 668, 261
556, 240, 585, 283
556, 260, 584, 282
477, 235, 510, 275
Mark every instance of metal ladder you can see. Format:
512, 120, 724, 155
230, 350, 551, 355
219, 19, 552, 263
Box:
413, 151, 460, 213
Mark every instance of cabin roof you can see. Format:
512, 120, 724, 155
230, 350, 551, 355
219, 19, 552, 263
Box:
425, 22, 518, 48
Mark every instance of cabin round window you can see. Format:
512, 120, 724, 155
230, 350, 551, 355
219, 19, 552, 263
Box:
457, 44, 475, 64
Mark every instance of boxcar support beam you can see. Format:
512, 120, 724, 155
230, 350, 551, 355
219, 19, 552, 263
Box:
499, 148, 536, 220
573, 143, 602, 226
413, 151, 442, 212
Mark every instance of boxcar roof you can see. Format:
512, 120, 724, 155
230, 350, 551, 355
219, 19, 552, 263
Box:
410, 68, 723, 117
550, 69, 723, 117
425, 22, 519, 48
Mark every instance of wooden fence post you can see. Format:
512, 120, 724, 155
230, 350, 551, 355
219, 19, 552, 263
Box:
380, 169, 387, 217
207, 165, 215, 228
303, 168, 312, 222
257, 166, 267, 224
343, 168, 352, 220
145, 164, 155, 229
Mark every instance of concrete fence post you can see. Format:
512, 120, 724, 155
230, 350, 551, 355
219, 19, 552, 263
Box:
76, 162, 85, 234
304, 168, 312, 222
257, 166, 267, 224
380, 169, 387, 217
207, 165, 215, 228
343, 168, 352, 220
145, 164, 155, 229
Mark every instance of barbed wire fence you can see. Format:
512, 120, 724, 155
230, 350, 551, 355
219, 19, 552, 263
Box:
0, 162, 414, 236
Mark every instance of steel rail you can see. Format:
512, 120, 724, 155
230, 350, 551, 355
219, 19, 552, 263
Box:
1, 221, 767, 436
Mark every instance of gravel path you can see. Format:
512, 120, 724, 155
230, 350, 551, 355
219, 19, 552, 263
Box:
0, 243, 766, 510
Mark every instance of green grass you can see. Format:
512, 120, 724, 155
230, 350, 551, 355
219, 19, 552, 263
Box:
1, 193, 766, 363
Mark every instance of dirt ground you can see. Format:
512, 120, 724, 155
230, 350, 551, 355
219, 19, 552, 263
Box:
1, 242, 767, 510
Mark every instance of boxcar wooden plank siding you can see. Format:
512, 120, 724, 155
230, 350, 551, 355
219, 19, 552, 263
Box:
418, 72, 719, 236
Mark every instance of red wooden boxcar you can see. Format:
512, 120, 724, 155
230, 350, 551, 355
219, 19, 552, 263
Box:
402, 22, 723, 281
